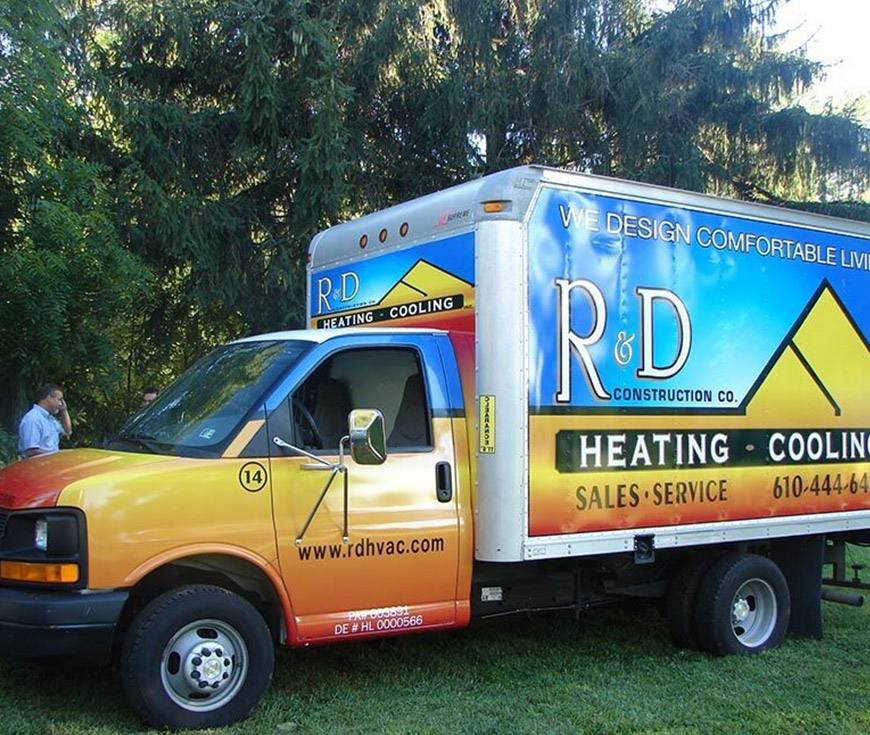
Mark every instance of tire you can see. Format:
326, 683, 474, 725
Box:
120, 585, 274, 730
666, 554, 718, 650
694, 553, 790, 656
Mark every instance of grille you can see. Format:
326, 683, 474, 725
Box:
0, 511, 6, 542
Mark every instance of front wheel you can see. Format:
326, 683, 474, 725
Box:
694, 553, 790, 656
120, 585, 274, 729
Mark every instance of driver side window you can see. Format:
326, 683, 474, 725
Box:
291, 348, 432, 453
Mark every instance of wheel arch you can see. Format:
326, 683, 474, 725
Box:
118, 551, 297, 647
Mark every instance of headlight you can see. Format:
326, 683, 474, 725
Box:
0, 509, 85, 587
34, 519, 48, 551
1, 512, 80, 557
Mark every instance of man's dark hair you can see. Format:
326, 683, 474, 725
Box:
37, 383, 62, 402
143, 386, 159, 395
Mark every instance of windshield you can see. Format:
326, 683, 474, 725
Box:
110, 339, 311, 456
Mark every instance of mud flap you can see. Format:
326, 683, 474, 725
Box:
770, 534, 824, 639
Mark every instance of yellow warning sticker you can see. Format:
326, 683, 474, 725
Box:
479, 395, 495, 454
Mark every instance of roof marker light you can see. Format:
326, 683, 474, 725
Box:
483, 201, 506, 213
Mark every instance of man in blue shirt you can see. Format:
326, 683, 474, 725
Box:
18, 384, 73, 458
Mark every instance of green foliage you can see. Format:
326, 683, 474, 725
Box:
0, 426, 16, 467
0, 0, 151, 441
89, 0, 356, 390
2, 0, 870, 447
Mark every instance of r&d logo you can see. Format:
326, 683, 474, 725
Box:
316, 272, 360, 314
555, 279, 692, 402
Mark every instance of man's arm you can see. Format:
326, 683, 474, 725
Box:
58, 401, 72, 438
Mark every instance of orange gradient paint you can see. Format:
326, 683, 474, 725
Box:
56, 453, 279, 590
529, 460, 870, 536
270, 417, 463, 642
0, 449, 173, 509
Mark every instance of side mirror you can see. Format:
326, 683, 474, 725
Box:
348, 409, 387, 465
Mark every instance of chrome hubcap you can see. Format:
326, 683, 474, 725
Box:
730, 578, 777, 648
733, 597, 750, 622
159, 619, 248, 711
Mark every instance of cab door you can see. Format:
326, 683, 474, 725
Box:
266, 337, 461, 643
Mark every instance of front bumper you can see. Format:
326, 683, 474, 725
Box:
0, 586, 129, 664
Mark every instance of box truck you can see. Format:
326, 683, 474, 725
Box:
2, 165, 870, 728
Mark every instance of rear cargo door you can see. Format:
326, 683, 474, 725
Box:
267, 335, 462, 642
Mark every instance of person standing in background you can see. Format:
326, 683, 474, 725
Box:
141, 386, 159, 408
18, 384, 72, 458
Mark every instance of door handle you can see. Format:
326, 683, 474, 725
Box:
436, 462, 453, 503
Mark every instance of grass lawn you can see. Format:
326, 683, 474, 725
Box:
1, 576, 869, 734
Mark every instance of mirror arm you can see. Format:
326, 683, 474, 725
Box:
272, 436, 333, 468
295, 466, 342, 546
342, 459, 349, 543
275, 435, 351, 546
338, 434, 348, 466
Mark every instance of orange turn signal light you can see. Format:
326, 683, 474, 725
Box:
0, 561, 79, 584
483, 201, 506, 213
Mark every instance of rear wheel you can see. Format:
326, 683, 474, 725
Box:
694, 554, 790, 656
666, 554, 718, 650
120, 585, 274, 729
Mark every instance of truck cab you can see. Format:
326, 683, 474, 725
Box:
0, 327, 472, 729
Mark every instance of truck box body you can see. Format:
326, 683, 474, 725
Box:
308, 165, 870, 563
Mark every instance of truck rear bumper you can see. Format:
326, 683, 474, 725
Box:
0, 587, 129, 664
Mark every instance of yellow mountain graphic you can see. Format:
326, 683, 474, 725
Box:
311, 260, 473, 328
378, 260, 473, 307
746, 284, 870, 426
